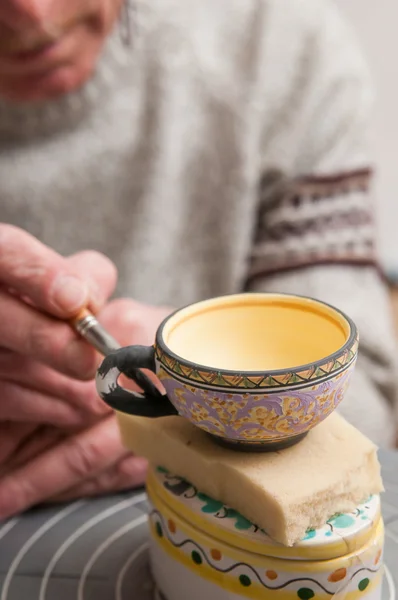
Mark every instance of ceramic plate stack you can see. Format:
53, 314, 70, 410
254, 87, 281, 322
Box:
0, 451, 397, 600
147, 467, 386, 600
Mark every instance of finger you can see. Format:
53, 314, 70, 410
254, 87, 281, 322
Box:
98, 299, 145, 346
65, 251, 117, 313
0, 416, 127, 519
0, 380, 89, 426
17, 251, 117, 316
0, 291, 98, 379
0, 423, 36, 467
0, 224, 90, 317
5, 426, 64, 472
98, 298, 169, 347
0, 350, 111, 419
48, 456, 148, 503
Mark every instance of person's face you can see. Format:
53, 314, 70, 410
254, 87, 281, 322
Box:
0, 0, 124, 102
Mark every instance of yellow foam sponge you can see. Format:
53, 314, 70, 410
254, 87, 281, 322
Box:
116, 411, 383, 545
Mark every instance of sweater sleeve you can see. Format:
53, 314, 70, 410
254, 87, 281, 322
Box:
245, 1, 398, 447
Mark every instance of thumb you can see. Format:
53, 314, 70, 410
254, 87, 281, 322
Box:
66, 251, 118, 313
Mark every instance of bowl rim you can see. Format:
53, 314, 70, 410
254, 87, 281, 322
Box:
154, 292, 358, 378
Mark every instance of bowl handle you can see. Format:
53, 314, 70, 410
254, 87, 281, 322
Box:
95, 345, 177, 417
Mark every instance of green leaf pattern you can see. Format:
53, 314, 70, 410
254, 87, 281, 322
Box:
197, 493, 252, 530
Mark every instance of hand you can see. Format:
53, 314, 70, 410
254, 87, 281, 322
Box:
0, 298, 172, 519
0, 416, 149, 517
0, 224, 117, 428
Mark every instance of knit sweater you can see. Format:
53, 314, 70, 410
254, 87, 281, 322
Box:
1, 0, 397, 446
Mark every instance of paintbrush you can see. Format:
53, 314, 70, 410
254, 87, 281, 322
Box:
70, 308, 121, 356
70, 308, 160, 395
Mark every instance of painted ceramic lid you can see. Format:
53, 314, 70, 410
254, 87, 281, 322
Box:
147, 467, 381, 561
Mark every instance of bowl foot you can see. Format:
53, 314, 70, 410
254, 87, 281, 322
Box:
208, 431, 308, 452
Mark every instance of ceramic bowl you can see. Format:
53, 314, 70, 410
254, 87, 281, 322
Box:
96, 293, 358, 451
147, 466, 384, 600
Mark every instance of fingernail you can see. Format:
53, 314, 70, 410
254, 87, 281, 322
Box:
51, 275, 88, 314
65, 340, 97, 379
88, 280, 104, 312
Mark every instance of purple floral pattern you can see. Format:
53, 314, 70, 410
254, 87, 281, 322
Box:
157, 364, 354, 441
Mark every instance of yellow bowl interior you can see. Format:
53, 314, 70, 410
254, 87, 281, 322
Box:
161, 294, 351, 371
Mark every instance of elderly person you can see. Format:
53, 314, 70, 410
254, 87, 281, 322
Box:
0, 0, 396, 520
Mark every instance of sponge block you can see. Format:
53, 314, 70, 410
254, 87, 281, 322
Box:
117, 411, 383, 546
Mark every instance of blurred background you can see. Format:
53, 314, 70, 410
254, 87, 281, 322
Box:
335, 0, 398, 280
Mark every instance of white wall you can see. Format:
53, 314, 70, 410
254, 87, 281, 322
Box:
334, 0, 398, 278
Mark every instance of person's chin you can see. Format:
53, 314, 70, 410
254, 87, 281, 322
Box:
2, 62, 97, 103
0, 27, 104, 104
0, 59, 97, 103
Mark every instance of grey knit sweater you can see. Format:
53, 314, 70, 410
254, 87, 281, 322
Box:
1, 0, 397, 446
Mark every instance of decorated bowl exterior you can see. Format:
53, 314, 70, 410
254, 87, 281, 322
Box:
96, 293, 359, 451
154, 338, 357, 448
147, 468, 384, 600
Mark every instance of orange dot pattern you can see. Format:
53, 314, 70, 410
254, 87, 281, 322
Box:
168, 519, 176, 534
266, 570, 278, 581
328, 568, 347, 582
211, 549, 222, 561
